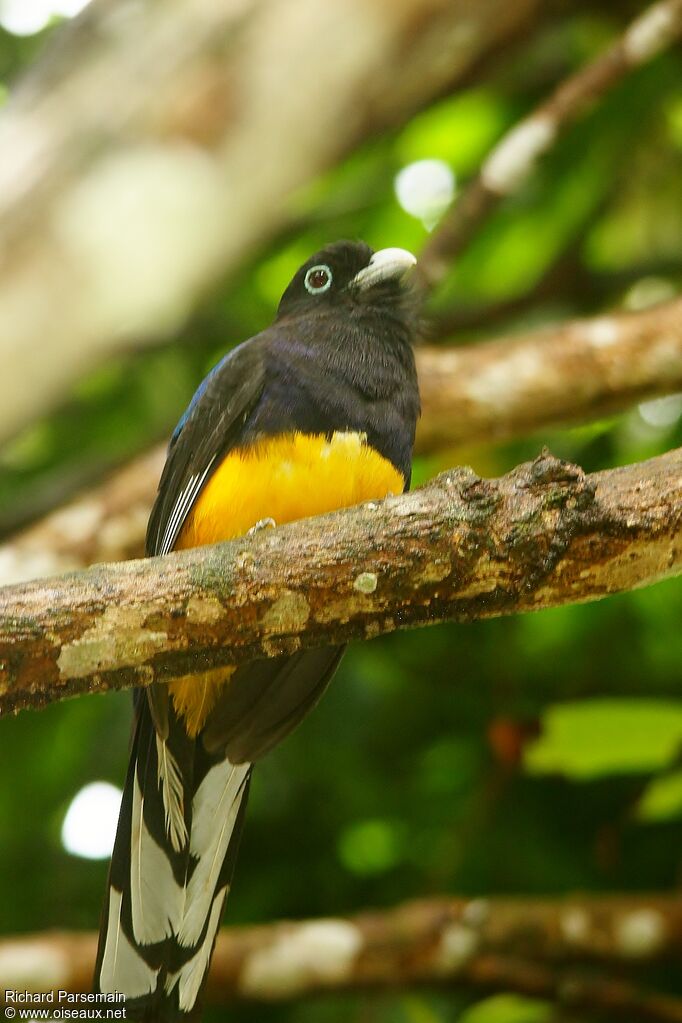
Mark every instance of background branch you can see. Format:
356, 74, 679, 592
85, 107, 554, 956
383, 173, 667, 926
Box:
417, 296, 682, 452
2, 894, 681, 1020
0, 448, 166, 584
0, 448, 680, 715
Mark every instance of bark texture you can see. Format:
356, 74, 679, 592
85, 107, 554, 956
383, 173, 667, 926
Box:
1, 895, 681, 1019
0, 449, 680, 716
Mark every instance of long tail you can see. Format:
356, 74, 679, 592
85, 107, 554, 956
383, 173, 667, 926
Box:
94, 696, 251, 1021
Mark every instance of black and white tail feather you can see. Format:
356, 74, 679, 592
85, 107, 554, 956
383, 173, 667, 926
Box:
93, 339, 266, 1020
94, 646, 342, 1020
94, 693, 251, 1021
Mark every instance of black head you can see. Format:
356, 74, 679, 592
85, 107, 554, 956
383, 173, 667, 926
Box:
276, 240, 418, 324
259, 240, 421, 484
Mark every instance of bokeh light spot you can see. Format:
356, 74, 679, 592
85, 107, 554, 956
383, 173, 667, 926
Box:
0, 0, 91, 36
61, 781, 122, 860
394, 158, 455, 229
638, 393, 682, 429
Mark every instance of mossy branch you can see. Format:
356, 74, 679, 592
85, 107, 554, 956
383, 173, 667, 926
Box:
1, 448, 680, 717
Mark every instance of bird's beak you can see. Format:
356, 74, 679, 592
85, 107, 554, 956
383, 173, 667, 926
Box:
350, 247, 417, 291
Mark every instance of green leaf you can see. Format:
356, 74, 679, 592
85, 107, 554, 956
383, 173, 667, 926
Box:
400, 996, 446, 1023
459, 995, 551, 1023
637, 770, 682, 822
525, 700, 682, 779
338, 818, 404, 876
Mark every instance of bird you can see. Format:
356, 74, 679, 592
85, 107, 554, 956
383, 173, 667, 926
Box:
94, 240, 421, 1020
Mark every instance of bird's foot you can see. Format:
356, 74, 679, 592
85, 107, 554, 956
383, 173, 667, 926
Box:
247, 517, 276, 535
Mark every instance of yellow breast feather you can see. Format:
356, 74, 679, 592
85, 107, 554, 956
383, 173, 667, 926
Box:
175, 431, 403, 549
170, 431, 403, 735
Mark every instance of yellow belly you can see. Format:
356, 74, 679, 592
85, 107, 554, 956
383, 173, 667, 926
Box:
176, 430, 403, 548
170, 431, 403, 735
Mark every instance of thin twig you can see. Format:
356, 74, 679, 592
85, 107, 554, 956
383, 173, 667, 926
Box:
418, 0, 682, 288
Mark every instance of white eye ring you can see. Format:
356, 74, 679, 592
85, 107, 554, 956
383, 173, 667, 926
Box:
304, 264, 332, 294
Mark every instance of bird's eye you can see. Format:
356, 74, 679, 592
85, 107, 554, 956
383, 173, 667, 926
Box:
304, 264, 332, 294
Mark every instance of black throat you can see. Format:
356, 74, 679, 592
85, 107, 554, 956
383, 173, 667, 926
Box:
244, 305, 421, 486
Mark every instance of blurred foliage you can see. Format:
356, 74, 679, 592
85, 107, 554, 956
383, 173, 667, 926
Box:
459, 997, 550, 1023
638, 769, 682, 822
525, 699, 682, 777
0, 5, 681, 1023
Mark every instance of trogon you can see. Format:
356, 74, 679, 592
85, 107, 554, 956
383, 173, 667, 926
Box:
94, 240, 421, 1020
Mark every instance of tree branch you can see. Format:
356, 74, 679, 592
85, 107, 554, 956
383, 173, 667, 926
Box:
418, 0, 682, 287
0, 448, 166, 584
417, 296, 682, 452
3, 297, 682, 586
2, 895, 681, 1020
0, 448, 680, 716
0, 0, 544, 444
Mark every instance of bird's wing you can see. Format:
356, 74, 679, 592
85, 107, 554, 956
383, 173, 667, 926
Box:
96, 340, 268, 1017
146, 338, 267, 558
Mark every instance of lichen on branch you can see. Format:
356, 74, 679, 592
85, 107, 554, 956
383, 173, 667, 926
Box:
0, 448, 680, 717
